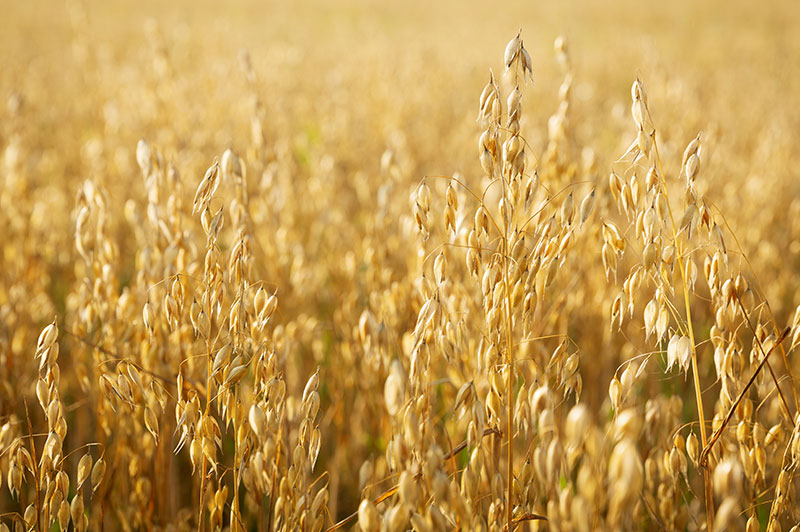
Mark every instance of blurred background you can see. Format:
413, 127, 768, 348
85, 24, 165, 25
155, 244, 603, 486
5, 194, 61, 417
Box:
3, 0, 799, 252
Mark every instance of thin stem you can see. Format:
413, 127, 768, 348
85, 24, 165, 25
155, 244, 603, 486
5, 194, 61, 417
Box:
504, 241, 514, 531
700, 327, 790, 467
23, 399, 43, 532
733, 292, 792, 421
650, 130, 714, 528
503, 45, 523, 532
268, 418, 283, 532
232, 388, 241, 532
198, 249, 214, 532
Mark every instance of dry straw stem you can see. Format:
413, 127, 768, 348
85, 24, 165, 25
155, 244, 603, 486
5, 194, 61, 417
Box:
649, 130, 715, 529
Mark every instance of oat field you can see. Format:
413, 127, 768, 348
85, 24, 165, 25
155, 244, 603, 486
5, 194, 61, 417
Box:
2, 0, 800, 530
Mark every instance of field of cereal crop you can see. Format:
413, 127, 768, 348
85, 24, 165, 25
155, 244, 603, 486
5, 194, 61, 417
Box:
2, 0, 800, 530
